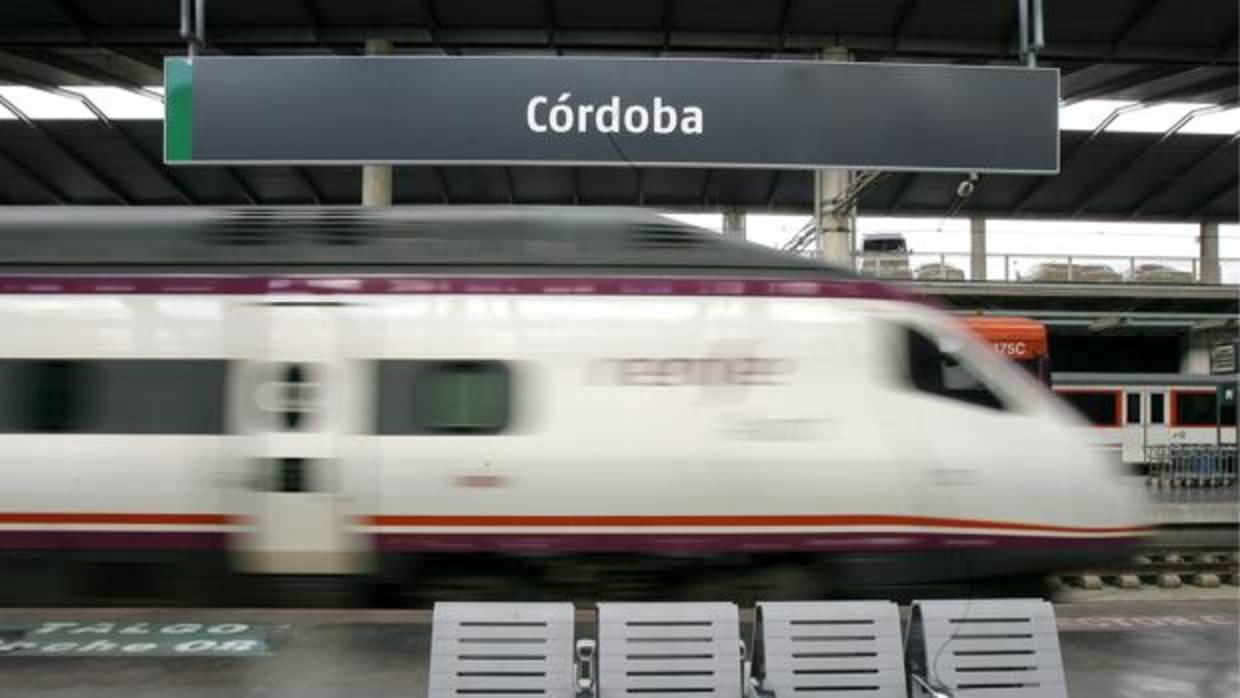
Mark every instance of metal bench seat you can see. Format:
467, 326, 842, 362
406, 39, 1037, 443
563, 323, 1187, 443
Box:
429, 602, 578, 697
906, 599, 1067, 698
748, 601, 907, 697
597, 602, 743, 697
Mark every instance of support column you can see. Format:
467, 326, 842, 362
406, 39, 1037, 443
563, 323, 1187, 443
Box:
970, 216, 988, 281
814, 47, 855, 266
721, 207, 746, 240
361, 39, 394, 207
1200, 221, 1220, 284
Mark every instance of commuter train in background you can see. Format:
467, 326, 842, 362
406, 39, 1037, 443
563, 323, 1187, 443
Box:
959, 316, 1238, 468
0, 207, 1151, 603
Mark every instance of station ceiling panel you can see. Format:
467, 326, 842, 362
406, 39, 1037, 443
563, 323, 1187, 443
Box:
0, 120, 1232, 221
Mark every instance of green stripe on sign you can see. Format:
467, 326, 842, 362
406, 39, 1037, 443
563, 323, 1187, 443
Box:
165, 58, 193, 162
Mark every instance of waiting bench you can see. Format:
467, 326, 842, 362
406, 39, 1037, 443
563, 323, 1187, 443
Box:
597, 602, 743, 697
428, 602, 582, 697
905, 599, 1067, 698
747, 601, 906, 697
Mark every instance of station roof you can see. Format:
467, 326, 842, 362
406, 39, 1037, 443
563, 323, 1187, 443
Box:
0, 0, 1235, 221
0, 120, 1233, 221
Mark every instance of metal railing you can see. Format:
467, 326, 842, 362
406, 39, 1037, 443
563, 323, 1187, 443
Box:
849, 252, 1240, 285
1145, 445, 1238, 489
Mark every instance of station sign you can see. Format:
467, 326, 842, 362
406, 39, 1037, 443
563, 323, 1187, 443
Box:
165, 56, 1059, 173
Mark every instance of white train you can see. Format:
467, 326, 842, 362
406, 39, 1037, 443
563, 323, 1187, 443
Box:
0, 207, 1151, 598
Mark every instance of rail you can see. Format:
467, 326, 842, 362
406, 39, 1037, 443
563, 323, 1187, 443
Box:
849, 252, 1240, 285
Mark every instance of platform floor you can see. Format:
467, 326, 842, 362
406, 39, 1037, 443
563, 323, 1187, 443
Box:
0, 598, 1236, 698
1150, 486, 1239, 525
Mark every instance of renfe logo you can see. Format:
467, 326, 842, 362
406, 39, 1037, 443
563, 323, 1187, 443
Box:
527, 94, 704, 135
589, 357, 793, 386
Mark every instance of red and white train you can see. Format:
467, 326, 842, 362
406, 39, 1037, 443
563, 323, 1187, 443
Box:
0, 207, 1151, 599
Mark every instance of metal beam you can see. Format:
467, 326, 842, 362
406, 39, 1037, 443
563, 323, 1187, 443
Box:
1010, 104, 1145, 215
0, 25, 1235, 65
1188, 177, 1238, 218
299, 0, 325, 46
51, 0, 93, 43
0, 94, 131, 204
295, 167, 323, 204
892, 0, 921, 38
503, 166, 516, 204
0, 74, 191, 204
660, 0, 673, 56
433, 166, 451, 203
764, 170, 782, 208
1109, 0, 1164, 56
699, 169, 714, 208
545, 0, 561, 56
1127, 132, 1240, 218
886, 172, 918, 210
1, 49, 162, 98
1070, 101, 1237, 217
771, 0, 796, 55
222, 168, 258, 205
1061, 65, 1189, 105
0, 146, 71, 203
635, 169, 645, 206
417, 0, 457, 56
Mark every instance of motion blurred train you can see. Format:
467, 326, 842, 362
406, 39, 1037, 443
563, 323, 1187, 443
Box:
0, 207, 1151, 601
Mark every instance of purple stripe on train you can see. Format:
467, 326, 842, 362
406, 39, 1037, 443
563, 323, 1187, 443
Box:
0, 275, 924, 302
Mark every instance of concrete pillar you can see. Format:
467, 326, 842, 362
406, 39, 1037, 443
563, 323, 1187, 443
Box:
721, 207, 746, 240
970, 216, 987, 281
362, 39, 394, 207
814, 47, 855, 266
1200, 221, 1220, 284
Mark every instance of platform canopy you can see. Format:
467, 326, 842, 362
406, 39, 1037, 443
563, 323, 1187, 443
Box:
0, 0, 1235, 220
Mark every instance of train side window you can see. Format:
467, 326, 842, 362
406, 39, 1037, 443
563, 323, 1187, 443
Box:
1126, 393, 1141, 424
1149, 393, 1165, 424
376, 360, 513, 435
1058, 391, 1119, 426
1175, 392, 1217, 426
8, 360, 94, 432
0, 359, 225, 435
904, 328, 1005, 411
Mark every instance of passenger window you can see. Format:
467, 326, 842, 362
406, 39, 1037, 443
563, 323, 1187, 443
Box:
1175, 392, 1217, 426
376, 360, 513, 435
17, 360, 93, 432
1059, 391, 1119, 426
1150, 393, 1165, 424
0, 359, 226, 434
904, 328, 1004, 410
1126, 393, 1141, 424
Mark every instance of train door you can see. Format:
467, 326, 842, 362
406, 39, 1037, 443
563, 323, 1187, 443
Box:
226, 301, 373, 574
1144, 389, 1170, 454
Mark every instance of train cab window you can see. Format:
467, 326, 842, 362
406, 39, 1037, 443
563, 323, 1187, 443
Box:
1150, 393, 1165, 424
1126, 393, 1141, 424
1059, 391, 1119, 426
1174, 392, 1217, 426
904, 328, 1005, 410
377, 360, 512, 435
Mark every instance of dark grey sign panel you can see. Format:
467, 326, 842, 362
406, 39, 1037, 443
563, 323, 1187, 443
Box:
166, 57, 1059, 173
